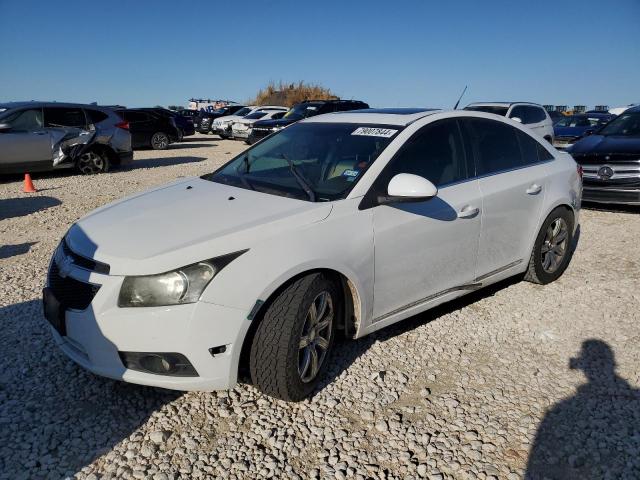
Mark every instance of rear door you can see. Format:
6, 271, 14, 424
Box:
0, 107, 52, 172
121, 110, 154, 147
461, 117, 551, 277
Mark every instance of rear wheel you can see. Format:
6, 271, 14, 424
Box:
76, 151, 109, 174
151, 132, 169, 150
524, 208, 574, 284
249, 273, 338, 401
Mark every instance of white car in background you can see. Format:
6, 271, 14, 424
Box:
464, 102, 555, 143
44, 108, 581, 401
213, 105, 283, 139
231, 108, 288, 143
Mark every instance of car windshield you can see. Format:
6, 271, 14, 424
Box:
235, 107, 252, 117
465, 105, 509, 116
204, 122, 400, 201
555, 115, 602, 128
284, 103, 323, 121
598, 112, 640, 136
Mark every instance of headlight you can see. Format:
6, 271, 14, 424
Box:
118, 251, 246, 307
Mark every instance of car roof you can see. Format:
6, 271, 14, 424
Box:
466, 102, 542, 107
255, 105, 288, 110
302, 108, 440, 126
0, 101, 110, 110
626, 105, 640, 113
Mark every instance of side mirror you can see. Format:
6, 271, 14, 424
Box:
511, 117, 523, 123
0, 123, 11, 132
378, 173, 437, 205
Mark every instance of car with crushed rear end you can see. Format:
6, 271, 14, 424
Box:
44, 108, 581, 401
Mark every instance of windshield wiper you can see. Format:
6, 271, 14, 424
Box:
234, 155, 255, 191
280, 153, 316, 202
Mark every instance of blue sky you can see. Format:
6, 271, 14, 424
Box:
1, 0, 638, 109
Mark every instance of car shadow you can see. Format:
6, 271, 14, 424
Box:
313, 275, 523, 396
0, 299, 182, 478
0, 196, 62, 221
168, 143, 217, 149
126, 156, 207, 170
525, 340, 640, 479
0, 242, 37, 259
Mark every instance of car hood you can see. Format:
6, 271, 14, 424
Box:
554, 126, 590, 137
570, 134, 640, 156
253, 118, 296, 128
67, 177, 332, 275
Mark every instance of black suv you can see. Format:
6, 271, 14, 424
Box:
197, 105, 247, 134
248, 99, 369, 144
116, 108, 181, 150
140, 108, 195, 139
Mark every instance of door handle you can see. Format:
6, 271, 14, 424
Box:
33, 131, 48, 135
526, 184, 542, 195
458, 205, 479, 219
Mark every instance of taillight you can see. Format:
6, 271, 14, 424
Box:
577, 164, 583, 180
115, 121, 129, 130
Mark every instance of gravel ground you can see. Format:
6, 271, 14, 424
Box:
1, 134, 639, 479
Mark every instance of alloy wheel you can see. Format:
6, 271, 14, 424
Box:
541, 217, 569, 273
298, 291, 333, 383
77, 152, 104, 174
152, 133, 169, 149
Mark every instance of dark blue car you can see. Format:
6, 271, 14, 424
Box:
553, 113, 614, 150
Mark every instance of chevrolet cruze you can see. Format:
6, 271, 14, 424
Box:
44, 108, 582, 401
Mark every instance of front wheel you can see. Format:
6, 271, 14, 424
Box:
151, 132, 169, 150
524, 208, 574, 284
249, 273, 338, 401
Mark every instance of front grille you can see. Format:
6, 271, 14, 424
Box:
48, 263, 100, 310
62, 241, 110, 274
581, 163, 640, 181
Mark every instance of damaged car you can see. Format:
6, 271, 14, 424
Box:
0, 102, 132, 175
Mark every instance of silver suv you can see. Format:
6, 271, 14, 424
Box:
0, 102, 132, 175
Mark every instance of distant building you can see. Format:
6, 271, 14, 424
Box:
573, 105, 586, 114
556, 105, 568, 113
543, 105, 555, 112
594, 105, 609, 112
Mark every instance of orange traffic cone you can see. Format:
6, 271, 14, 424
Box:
23, 173, 37, 193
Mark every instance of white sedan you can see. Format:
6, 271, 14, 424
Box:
231, 108, 287, 142
44, 108, 582, 401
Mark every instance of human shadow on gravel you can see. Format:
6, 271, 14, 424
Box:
126, 155, 207, 170
525, 340, 640, 479
0, 300, 181, 478
0, 196, 62, 220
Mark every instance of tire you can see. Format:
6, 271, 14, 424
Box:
150, 132, 169, 150
76, 151, 110, 175
219, 132, 229, 140
524, 207, 574, 284
249, 273, 338, 401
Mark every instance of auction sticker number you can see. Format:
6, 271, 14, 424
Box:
351, 127, 398, 138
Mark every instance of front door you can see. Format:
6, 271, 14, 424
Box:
371, 118, 481, 321
0, 108, 51, 172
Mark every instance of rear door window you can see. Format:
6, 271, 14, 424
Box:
509, 106, 528, 124
2, 108, 44, 132
464, 118, 524, 175
526, 106, 547, 124
44, 107, 87, 128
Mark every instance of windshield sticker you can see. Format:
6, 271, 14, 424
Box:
342, 169, 360, 177
306, 106, 318, 111
351, 127, 398, 138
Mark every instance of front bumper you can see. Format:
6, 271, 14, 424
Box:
582, 186, 640, 205
44, 253, 250, 391
232, 129, 250, 139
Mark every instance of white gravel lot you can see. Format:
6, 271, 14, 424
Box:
1, 134, 639, 480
